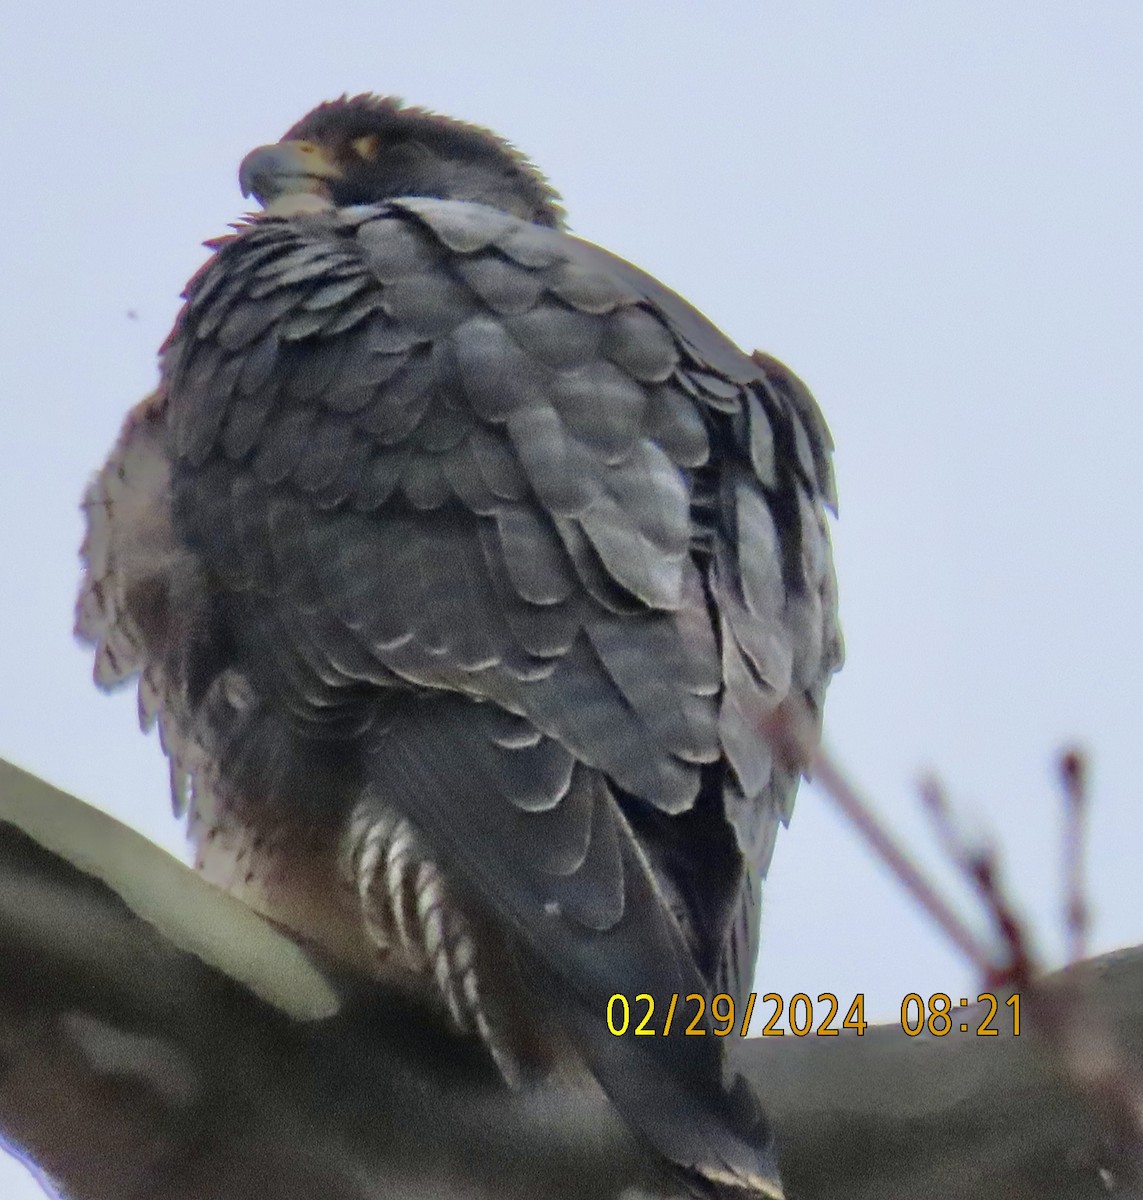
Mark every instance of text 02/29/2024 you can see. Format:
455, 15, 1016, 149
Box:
605, 992, 1022, 1037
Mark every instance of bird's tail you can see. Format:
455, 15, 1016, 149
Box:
360, 695, 785, 1198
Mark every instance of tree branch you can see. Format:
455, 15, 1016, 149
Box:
0, 757, 1135, 1199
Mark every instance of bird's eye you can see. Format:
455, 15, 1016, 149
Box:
351, 135, 380, 160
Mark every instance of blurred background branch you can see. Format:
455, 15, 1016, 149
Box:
2, 756, 1139, 1199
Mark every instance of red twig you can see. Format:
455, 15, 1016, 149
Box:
919, 776, 1037, 990
762, 707, 996, 977
772, 709, 1142, 1188
806, 749, 996, 974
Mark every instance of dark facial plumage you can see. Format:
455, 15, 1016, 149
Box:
249, 94, 566, 227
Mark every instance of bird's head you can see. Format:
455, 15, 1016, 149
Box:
238, 94, 565, 228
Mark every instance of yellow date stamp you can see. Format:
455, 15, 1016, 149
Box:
606, 992, 1022, 1037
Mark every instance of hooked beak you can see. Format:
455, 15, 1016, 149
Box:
238, 140, 343, 208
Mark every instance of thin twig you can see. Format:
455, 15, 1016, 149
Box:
762, 707, 996, 976
780, 716, 1142, 1192
1059, 748, 1090, 965
807, 748, 998, 972
919, 776, 1037, 990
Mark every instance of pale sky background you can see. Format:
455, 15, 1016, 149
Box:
2, 2, 1141, 1192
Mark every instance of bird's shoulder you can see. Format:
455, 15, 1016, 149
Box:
165, 194, 836, 531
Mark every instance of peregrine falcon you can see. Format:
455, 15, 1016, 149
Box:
77, 95, 841, 1198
